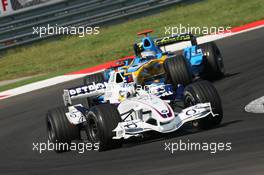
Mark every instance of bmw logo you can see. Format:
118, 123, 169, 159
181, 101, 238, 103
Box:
161, 109, 168, 114
186, 109, 196, 115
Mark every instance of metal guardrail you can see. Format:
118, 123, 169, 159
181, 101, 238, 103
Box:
0, 0, 183, 51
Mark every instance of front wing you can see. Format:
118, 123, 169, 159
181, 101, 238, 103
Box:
113, 103, 217, 139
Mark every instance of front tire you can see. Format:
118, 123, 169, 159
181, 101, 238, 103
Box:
184, 80, 223, 129
85, 104, 122, 151
164, 55, 192, 86
46, 107, 80, 152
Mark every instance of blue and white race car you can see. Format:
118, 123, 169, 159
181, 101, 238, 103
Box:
46, 71, 223, 152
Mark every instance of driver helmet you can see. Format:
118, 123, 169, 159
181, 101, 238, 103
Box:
141, 50, 156, 59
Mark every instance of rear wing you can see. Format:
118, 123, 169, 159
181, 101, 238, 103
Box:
154, 33, 197, 47
63, 82, 107, 106
134, 33, 197, 54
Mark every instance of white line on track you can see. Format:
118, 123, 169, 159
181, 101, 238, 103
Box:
245, 96, 264, 114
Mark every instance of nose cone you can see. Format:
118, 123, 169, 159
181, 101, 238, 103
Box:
137, 95, 174, 121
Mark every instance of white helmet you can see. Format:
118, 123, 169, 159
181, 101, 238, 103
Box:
141, 50, 156, 59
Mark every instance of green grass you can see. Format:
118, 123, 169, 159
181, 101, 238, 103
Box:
0, 0, 264, 92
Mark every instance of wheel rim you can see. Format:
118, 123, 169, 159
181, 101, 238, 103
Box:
217, 55, 225, 73
185, 95, 196, 107
88, 118, 99, 143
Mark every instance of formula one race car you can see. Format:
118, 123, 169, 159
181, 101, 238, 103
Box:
134, 30, 225, 81
46, 71, 223, 152
84, 30, 225, 87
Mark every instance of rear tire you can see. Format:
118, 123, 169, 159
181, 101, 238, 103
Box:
46, 107, 80, 153
83, 72, 105, 107
184, 80, 223, 129
199, 42, 225, 79
85, 104, 122, 151
164, 55, 192, 86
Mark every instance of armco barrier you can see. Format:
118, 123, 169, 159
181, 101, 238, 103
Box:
0, 0, 183, 51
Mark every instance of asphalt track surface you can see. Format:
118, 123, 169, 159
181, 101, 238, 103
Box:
1, 27, 264, 175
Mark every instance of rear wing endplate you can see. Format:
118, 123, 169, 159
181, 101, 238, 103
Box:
62, 82, 107, 106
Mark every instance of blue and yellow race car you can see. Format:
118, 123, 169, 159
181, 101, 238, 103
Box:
84, 30, 225, 87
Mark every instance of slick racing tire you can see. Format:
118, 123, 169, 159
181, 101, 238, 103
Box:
46, 107, 80, 153
199, 42, 225, 79
164, 55, 192, 87
184, 80, 223, 129
85, 104, 122, 151
83, 72, 105, 108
